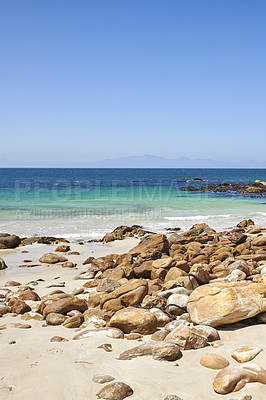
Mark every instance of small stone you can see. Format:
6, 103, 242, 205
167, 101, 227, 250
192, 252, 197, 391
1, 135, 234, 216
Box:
200, 353, 229, 369
164, 396, 183, 400
93, 375, 115, 384
50, 336, 69, 342
117, 341, 180, 362
96, 382, 133, 399
98, 343, 112, 352
63, 314, 83, 328
46, 313, 68, 325
9, 340, 16, 344
231, 346, 263, 363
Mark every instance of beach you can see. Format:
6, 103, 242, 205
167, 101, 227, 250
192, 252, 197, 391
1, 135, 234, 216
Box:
0, 222, 266, 400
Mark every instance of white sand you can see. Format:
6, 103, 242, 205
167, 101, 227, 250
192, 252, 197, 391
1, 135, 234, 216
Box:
0, 239, 266, 400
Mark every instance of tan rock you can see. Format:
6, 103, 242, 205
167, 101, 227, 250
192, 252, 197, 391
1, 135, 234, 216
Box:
108, 307, 157, 335
42, 296, 87, 317
18, 289, 41, 301
187, 281, 266, 327
129, 234, 169, 257
96, 382, 133, 399
117, 341, 180, 361
165, 324, 208, 350
165, 267, 187, 282
46, 312, 67, 325
39, 253, 68, 264
100, 280, 148, 310
231, 346, 263, 363
213, 364, 266, 394
200, 353, 229, 369
63, 314, 83, 328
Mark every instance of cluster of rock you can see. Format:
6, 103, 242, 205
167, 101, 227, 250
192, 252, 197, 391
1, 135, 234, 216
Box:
1, 221, 266, 398
102, 225, 149, 243
181, 180, 266, 197
0, 233, 68, 249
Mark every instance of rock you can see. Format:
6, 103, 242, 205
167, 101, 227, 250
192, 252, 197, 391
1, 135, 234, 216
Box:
192, 325, 220, 342
98, 343, 112, 352
252, 235, 266, 246
62, 262, 77, 268
237, 219, 254, 228
21, 312, 44, 321
167, 294, 189, 310
5, 280, 21, 287
104, 327, 124, 339
55, 245, 70, 252
165, 267, 187, 282
165, 324, 208, 350
187, 281, 266, 327
0, 304, 10, 316
129, 234, 169, 257
97, 278, 121, 293
96, 382, 133, 399
117, 341, 180, 361
108, 307, 157, 335
164, 396, 184, 400
82, 256, 95, 265
18, 290, 41, 301
100, 280, 148, 311
149, 308, 171, 327
93, 375, 115, 384
50, 336, 68, 342
0, 234, 21, 248
213, 364, 266, 394
103, 224, 146, 243
151, 330, 169, 341
63, 314, 84, 328
8, 298, 31, 314
41, 296, 87, 317
39, 253, 68, 264
0, 257, 8, 270
258, 312, 266, 323
200, 353, 229, 369
125, 333, 143, 340
189, 265, 210, 284
152, 257, 174, 269
46, 313, 67, 325
231, 346, 263, 363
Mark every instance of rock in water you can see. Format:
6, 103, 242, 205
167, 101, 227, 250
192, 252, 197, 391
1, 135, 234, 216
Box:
96, 382, 133, 399
187, 281, 266, 327
213, 364, 266, 394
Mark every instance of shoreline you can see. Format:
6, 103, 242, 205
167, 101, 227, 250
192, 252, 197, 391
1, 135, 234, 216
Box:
0, 222, 266, 399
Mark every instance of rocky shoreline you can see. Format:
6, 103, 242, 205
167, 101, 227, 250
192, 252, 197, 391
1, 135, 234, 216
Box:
1, 221, 266, 399
180, 179, 266, 197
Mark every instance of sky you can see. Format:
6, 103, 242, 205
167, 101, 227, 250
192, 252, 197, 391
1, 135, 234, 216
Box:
1, 0, 266, 166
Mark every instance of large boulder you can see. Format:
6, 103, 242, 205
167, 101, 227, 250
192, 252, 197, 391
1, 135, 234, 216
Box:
187, 281, 266, 327
100, 280, 148, 311
0, 234, 21, 248
40, 295, 87, 317
213, 364, 266, 394
129, 234, 169, 257
108, 307, 157, 335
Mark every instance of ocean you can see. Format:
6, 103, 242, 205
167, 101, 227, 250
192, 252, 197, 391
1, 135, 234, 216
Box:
0, 168, 266, 240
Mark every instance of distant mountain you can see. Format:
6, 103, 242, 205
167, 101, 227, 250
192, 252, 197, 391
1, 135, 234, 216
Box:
2, 154, 266, 168
84, 155, 266, 169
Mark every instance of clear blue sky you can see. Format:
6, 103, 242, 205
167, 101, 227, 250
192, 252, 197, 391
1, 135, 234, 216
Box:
1, 0, 266, 166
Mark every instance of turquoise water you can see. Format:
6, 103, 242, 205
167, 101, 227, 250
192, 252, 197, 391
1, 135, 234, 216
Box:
0, 168, 266, 238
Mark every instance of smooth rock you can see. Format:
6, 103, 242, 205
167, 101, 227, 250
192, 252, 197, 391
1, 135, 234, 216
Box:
200, 353, 229, 369
231, 346, 263, 363
187, 281, 266, 327
117, 341, 180, 361
96, 382, 133, 399
108, 307, 157, 335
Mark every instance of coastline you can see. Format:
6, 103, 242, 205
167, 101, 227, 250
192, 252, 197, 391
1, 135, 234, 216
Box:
0, 221, 266, 399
